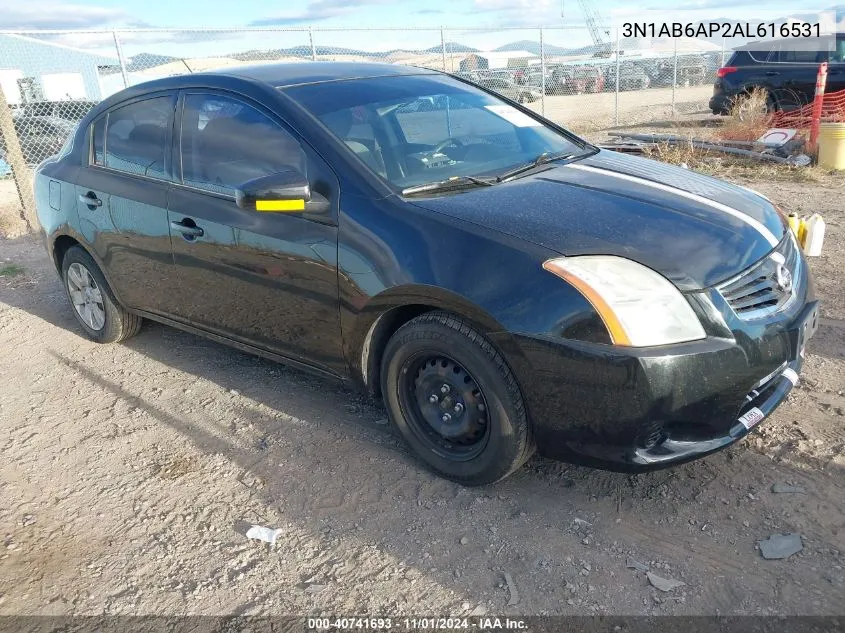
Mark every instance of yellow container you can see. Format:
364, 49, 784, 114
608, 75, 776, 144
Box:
818, 122, 845, 170
787, 213, 800, 235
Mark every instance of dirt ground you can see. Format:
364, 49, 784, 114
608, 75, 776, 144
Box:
0, 167, 843, 618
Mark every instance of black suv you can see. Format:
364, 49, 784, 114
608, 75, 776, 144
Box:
710, 36, 845, 114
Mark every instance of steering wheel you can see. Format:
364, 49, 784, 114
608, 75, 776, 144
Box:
431, 137, 464, 154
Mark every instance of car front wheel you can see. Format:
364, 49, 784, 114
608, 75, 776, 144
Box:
61, 246, 142, 344
381, 311, 535, 486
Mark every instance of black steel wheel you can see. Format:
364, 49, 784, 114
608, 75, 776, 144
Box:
381, 311, 534, 486
398, 353, 491, 461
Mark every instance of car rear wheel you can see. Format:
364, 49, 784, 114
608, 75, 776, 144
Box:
381, 311, 535, 486
61, 246, 142, 344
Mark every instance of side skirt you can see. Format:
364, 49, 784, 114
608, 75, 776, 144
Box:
130, 308, 352, 387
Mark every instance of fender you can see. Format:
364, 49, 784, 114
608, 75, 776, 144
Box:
345, 284, 515, 394
48, 228, 130, 309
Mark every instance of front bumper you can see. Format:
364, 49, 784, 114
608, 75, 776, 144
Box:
493, 290, 818, 473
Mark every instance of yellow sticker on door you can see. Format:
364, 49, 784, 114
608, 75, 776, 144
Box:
255, 199, 305, 212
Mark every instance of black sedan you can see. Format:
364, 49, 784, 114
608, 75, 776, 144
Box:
34, 62, 818, 485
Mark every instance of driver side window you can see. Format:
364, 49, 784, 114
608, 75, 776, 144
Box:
180, 93, 305, 196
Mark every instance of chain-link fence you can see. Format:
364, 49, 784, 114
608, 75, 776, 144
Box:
0, 26, 729, 228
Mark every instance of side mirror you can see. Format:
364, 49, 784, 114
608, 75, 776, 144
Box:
235, 170, 330, 216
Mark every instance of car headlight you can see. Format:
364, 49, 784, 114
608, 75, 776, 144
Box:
543, 256, 706, 347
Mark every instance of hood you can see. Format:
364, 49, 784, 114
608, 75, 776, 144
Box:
409, 149, 786, 290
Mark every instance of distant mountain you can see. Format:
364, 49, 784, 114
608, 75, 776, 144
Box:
126, 52, 179, 72
424, 42, 479, 53
493, 40, 573, 56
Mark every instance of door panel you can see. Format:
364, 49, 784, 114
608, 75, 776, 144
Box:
167, 188, 343, 373
166, 90, 344, 374
73, 166, 175, 314
73, 93, 177, 314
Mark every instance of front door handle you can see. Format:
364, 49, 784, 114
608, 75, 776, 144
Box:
170, 219, 204, 238
78, 192, 102, 207
765, 71, 780, 76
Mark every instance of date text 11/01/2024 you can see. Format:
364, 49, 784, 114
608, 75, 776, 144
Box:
622, 22, 822, 38
307, 617, 528, 630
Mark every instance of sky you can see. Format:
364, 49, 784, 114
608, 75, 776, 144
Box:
0, 0, 834, 56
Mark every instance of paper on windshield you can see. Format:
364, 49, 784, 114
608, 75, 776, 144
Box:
484, 104, 542, 127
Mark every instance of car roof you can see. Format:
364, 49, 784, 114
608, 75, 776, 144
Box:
201, 61, 438, 88
81, 61, 444, 127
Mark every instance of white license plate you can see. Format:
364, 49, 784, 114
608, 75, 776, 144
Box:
738, 407, 765, 430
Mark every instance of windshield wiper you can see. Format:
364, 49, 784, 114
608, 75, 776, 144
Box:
402, 175, 495, 196
496, 148, 596, 183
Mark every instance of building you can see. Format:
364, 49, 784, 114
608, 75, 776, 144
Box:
459, 51, 538, 71
0, 33, 118, 105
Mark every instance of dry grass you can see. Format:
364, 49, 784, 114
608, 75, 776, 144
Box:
643, 139, 826, 183
719, 88, 774, 142
0, 208, 28, 238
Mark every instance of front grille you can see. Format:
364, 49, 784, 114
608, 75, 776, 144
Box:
717, 234, 800, 321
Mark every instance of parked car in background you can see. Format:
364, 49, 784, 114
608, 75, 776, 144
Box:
571, 65, 605, 93
546, 66, 574, 94
525, 69, 558, 94
475, 76, 542, 103
605, 62, 651, 91
710, 37, 845, 115
1, 116, 77, 166
35, 62, 817, 486
20, 99, 97, 123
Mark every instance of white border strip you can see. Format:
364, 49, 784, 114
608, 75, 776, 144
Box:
782, 368, 799, 386
567, 164, 779, 247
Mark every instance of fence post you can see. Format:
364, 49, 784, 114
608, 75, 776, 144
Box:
441, 27, 447, 72
539, 27, 546, 117
671, 37, 678, 115
614, 28, 620, 126
0, 85, 37, 232
309, 27, 317, 61
113, 31, 129, 89
721, 37, 726, 67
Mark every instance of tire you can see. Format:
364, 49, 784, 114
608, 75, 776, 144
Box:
61, 245, 142, 344
381, 311, 535, 486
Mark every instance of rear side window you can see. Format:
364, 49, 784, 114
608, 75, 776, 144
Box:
105, 96, 172, 179
179, 93, 306, 196
91, 116, 105, 166
778, 50, 823, 63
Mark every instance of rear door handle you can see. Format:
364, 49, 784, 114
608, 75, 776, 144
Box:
765, 71, 780, 76
170, 219, 204, 238
78, 192, 102, 207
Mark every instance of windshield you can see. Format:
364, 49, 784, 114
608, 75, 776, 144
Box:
285, 73, 587, 190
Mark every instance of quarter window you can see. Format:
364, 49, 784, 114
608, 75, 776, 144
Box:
180, 93, 306, 196
104, 96, 172, 179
